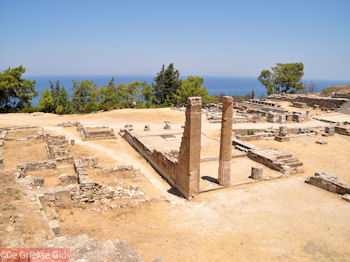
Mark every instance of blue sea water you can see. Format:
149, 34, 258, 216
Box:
26, 75, 350, 106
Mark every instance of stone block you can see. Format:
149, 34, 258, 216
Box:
33, 176, 45, 186
250, 166, 263, 180
59, 174, 78, 184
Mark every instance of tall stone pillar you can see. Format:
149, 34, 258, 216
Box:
176, 97, 202, 198
218, 96, 233, 186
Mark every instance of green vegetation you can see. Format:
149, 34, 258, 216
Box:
247, 130, 255, 136
0, 63, 224, 114
152, 63, 181, 106
174, 76, 218, 105
258, 63, 304, 95
0, 65, 37, 112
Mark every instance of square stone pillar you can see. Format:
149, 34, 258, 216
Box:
176, 97, 202, 198
218, 96, 233, 186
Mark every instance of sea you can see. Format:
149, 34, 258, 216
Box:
26, 75, 350, 106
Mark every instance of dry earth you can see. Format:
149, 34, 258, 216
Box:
1, 108, 350, 262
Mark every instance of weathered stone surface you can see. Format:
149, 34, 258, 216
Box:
305, 172, 350, 195
316, 140, 328, 145
59, 174, 78, 184
342, 194, 350, 202
177, 97, 202, 198
123, 97, 203, 199
275, 126, 291, 142
325, 126, 335, 136
218, 96, 233, 186
268, 94, 348, 111
250, 166, 263, 180
33, 176, 45, 186
80, 126, 116, 140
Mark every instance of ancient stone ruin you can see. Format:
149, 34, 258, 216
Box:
78, 125, 116, 140
306, 172, 350, 195
124, 97, 202, 198
218, 96, 233, 186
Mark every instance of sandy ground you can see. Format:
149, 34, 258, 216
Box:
249, 134, 350, 185
1, 108, 350, 261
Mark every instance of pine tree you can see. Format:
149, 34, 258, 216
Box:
38, 88, 55, 112
49, 80, 61, 108
152, 63, 181, 105
56, 87, 69, 114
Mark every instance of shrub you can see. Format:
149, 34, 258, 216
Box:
55, 105, 64, 114
247, 130, 255, 136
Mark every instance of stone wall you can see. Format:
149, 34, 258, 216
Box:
305, 172, 350, 195
16, 160, 57, 178
80, 126, 116, 140
268, 94, 348, 110
335, 126, 350, 136
45, 134, 73, 163
124, 97, 202, 199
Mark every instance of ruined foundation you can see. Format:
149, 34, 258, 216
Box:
79, 125, 116, 140
124, 97, 202, 199
218, 96, 233, 186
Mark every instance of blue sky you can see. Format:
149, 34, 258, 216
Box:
0, 0, 349, 80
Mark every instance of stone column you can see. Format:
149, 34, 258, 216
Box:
251, 166, 263, 180
176, 97, 202, 198
218, 96, 233, 186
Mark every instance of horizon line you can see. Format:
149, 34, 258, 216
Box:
24, 74, 350, 83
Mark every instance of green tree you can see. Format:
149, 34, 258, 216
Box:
70, 80, 98, 113
258, 63, 305, 95
175, 76, 217, 105
38, 88, 55, 112
99, 77, 121, 110
251, 88, 255, 99
0, 65, 37, 111
153, 63, 181, 105
49, 80, 60, 108
120, 81, 145, 107
142, 84, 154, 104
56, 87, 70, 113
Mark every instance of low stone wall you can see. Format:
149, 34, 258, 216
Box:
4, 126, 43, 141
233, 139, 303, 174
335, 126, 350, 136
268, 94, 348, 110
57, 121, 81, 127
124, 130, 178, 186
45, 134, 73, 163
305, 172, 350, 195
80, 126, 116, 140
79, 157, 99, 168
292, 102, 307, 108
16, 160, 57, 178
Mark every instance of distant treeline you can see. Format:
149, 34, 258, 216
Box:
0, 64, 221, 114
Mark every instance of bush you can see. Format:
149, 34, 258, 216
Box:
55, 105, 64, 114
136, 101, 145, 109
21, 106, 41, 113
247, 130, 255, 136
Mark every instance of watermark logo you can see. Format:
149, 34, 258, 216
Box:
0, 248, 70, 261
